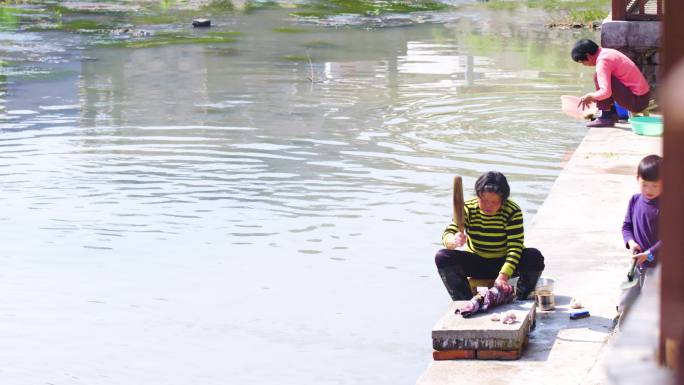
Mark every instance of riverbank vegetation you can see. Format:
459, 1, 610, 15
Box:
484, 0, 609, 28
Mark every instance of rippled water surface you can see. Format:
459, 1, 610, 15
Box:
1, 5, 597, 385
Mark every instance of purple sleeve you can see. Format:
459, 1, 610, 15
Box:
621, 195, 637, 248
649, 240, 661, 256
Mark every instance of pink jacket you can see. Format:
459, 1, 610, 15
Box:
595, 47, 650, 100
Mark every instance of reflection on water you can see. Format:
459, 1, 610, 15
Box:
0, 7, 597, 385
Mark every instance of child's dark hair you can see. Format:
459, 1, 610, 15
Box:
475, 171, 510, 201
571, 39, 599, 62
637, 154, 662, 181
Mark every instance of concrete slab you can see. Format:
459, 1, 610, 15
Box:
416, 127, 662, 385
432, 301, 535, 351
602, 20, 661, 50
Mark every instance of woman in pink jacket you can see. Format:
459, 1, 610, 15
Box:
572, 39, 650, 127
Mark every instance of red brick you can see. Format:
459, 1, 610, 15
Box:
433, 349, 476, 360
476, 349, 522, 360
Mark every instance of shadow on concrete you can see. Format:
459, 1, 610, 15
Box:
553, 294, 573, 306
521, 299, 616, 362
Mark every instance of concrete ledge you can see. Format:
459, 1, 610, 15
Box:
605, 266, 675, 384
602, 20, 661, 49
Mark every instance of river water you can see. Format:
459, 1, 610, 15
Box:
0, 4, 597, 385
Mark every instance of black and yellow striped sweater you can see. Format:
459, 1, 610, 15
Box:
442, 198, 525, 277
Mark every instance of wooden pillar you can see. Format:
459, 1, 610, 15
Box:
660, 0, 684, 379
612, 0, 626, 20
657, 0, 663, 17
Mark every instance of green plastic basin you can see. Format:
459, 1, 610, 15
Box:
629, 116, 663, 136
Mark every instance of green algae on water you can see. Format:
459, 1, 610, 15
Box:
273, 27, 310, 33
106, 32, 238, 49
283, 55, 309, 62
130, 13, 180, 25
290, 0, 447, 18
201, 0, 235, 12
206, 46, 239, 56
0, 7, 20, 30
484, 0, 609, 24
25, 18, 111, 32
243, 1, 281, 14
207, 31, 244, 37
59, 19, 110, 31
1, 5, 52, 30
302, 40, 338, 49
13, 68, 77, 81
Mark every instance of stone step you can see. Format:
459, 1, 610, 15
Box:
432, 300, 536, 360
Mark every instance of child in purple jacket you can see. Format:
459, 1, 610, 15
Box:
618, 154, 662, 317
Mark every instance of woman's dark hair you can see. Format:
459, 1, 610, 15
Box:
474, 171, 510, 201
571, 39, 599, 62
638, 154, 662, 181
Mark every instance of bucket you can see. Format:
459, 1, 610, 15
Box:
535, 277, 555, 311
537, 290, 555, 311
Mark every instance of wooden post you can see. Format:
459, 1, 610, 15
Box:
657, 0, 663, 17
612, 0, 626, 21
660, 0, 684, 376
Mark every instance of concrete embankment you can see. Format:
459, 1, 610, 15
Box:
417, 126, 662, 385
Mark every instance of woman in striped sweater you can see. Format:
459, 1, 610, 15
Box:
435, 171, 545, 301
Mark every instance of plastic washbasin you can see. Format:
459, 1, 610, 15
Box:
560, 95, 596, 120
629, 116, 663, 136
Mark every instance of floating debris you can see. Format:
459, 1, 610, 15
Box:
192, 18, 211, 27
110, 28, 153, 38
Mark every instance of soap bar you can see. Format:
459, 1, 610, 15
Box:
570, 310, 590, 320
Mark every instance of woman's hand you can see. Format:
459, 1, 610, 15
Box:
495, 273, 513, 294
446, 232, 467, 249
578, 93, 596, 109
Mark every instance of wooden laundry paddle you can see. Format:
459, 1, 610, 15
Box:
452, 176, 465, 233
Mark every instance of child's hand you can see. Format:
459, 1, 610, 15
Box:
632, 252, 649, 266
627, 239, 642, 254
